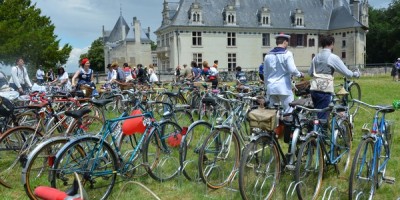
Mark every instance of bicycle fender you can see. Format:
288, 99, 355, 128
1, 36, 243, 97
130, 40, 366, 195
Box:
299, 131, 317, 142
249, 132, 274, 142
361, 134, 377, 142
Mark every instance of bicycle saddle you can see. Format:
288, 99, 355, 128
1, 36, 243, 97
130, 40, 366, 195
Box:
64, 109, 91, 119
89, 99, 113, 107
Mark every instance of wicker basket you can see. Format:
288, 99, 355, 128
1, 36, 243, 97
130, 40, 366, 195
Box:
119, 83, 133, 90
80, 84, 93, 97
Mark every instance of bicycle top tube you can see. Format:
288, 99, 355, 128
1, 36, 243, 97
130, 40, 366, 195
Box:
353, 99, 394, 112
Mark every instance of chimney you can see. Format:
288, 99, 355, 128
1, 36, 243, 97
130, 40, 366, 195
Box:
133, 17, 141, 43
351, 0, 360, 21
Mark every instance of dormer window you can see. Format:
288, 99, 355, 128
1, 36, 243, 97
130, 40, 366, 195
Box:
223, 5, 237, 25
258, 7, 271, 26
188, 2, 203, 25
292, 9, 305, 27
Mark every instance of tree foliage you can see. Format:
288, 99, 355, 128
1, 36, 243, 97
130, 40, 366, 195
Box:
367, 0, 400, 63
79, 37, 104, 72
0, 0, 72, 70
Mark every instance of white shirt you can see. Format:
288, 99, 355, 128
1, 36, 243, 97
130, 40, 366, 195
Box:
9, 65, 32, 88
58, 71, 71, 91
264, 49, 302, 95
107, 69, 117, 83
36, 69, 44, 80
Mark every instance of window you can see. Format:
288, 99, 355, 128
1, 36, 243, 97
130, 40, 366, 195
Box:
228, 53, 237, 71
227, 32, 236, 46
228, 14, 235, 23
262, 33, 270, 46
296, 18, 303, 26
192, 32, 202, 46
342, 40, 346, 47
262, 16, 269, 25
342, 33, 346, 37
296, 34, 304, 46
193, 53, 203, 67
165, 34, 170, 47
342, 52, 346, 59
308, 38, 315, 47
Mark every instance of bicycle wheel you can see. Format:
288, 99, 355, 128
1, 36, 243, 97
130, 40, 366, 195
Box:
198, 127, 240, 189
348, 82, 361, 116
22, 137, 69, 200
51, 136, 117, 200
118, 133, 148, 178
377, 121, 393, 188
334, 119, 352, 175
349, 137, 376, 200
0, 126, 42, 189
15, 110, 38, 127
180, 121, 212, 181
239, 135, 280, 200
295, 136, 324, 200
143, 121, 182, 182
173, 109, 194, 128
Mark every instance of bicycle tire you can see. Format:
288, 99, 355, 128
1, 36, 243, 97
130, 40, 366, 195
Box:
238, 135, 280, 200
198, 127, 240, 189
0, 126, 42, 189
143, 120, 182, 182
180, 121, 212, 181
334, 119, 352, 175
51, 136, 117, 200
22, 137, 69, 200
348, 137, 376, 200
348, 82, 361, 116
295, 136, 324, 200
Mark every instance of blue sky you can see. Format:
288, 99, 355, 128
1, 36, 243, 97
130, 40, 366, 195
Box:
15, 0, 392, 73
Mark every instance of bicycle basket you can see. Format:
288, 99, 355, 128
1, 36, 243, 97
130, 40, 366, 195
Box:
0, 96, 14, 117
248, 108, 276, 131
294, 80, 310, 96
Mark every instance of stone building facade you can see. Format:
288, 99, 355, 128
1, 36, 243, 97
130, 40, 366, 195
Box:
103, 16, 153, 71
155, 0, 369, 72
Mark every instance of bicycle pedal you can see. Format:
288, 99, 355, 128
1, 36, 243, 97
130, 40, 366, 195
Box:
383, 176, 396, 184
285, 164, 295, 171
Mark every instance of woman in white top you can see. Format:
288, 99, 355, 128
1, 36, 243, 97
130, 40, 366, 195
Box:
51, 66, 71, 91
9, 58, 32, 94
148, 64, 158, 82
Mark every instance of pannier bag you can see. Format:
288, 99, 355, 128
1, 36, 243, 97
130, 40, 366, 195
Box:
248, 108, 277, 131
0, 96, 14, 117
294, 80, 311, 96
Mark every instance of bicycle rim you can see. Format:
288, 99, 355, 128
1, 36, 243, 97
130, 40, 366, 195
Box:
334, 119, 352, 175
118, 133, 148, 178
295, 137, 324, 200
348, 82, 361, 116
239, 136, 280, 200
180, 121, 212, 181
349, 137, 376, 200
0, 127, 41, 189
198, 127, 240, 189
23, 137, 69, 200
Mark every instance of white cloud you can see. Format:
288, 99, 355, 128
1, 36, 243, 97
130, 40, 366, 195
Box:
65, 47, 89, 73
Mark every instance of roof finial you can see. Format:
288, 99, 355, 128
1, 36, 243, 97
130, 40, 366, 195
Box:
120, 3, 122, 16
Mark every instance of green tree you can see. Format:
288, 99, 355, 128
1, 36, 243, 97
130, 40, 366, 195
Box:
80, 37, 104, 72
150, 41, 157, 51
0, 0, 72, 70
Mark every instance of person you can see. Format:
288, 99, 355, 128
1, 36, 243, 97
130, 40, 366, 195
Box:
131, 66, 137, 80
258, 62, 264, 81
148, 64, 159, 82
264, 33, 303, 113
36, 65, 45, 85
235, 66, 247, 84
175, 65, 181, 82
137, 64, 146, 83
308, 35, 360, 120
123, 63, 133, 82
105, 63, 117, 85
392, 58, 400, 81
71, 58, 98, 96
47, 69, 54, 82
180, 64, 192, 80
112, 62, 126, 84
191, 61, 202, 82
9, 57, 32, 94
51, 66, 71, 91
213, 60, 218, 69
206, 61, 219, 89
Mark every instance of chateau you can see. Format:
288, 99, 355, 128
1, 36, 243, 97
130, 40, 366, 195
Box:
155, 0, 369, 71
102, 15, 153, 70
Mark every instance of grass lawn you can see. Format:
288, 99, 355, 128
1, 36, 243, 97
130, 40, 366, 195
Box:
1, 75, 400, 199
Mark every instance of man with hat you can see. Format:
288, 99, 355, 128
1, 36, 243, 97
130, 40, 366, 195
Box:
264, 33, 303, 113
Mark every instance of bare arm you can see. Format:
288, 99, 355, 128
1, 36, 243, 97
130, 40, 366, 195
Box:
71, 70, 80, 86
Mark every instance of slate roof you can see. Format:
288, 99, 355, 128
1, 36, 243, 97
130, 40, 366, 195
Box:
158, 0, 364, 31
104, 16, 152, 44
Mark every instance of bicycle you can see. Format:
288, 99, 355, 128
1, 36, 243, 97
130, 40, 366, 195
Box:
337, 75, 361, 117
49, 108, 183, 199
294, 104, 353, 200
348, 99, 398, 200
